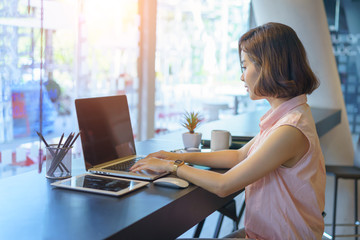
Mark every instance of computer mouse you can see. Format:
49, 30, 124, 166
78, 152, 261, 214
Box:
153, 177, 189, 189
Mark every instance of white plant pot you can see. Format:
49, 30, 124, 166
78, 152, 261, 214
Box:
182, 132, 202, 149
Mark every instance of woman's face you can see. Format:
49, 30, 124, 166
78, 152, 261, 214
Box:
240, 51, 261, 100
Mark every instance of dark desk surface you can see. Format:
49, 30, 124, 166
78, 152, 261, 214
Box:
0, 107, 341, 240
0, 139, 237, 240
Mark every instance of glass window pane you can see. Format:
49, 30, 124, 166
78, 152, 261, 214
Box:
0, 0, 139, 178
155, 0, 255, 135
324, 0, 360, 134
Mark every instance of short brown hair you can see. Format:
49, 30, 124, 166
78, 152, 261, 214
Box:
239, 22, 319, 98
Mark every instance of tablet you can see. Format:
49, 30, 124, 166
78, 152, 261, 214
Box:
51, 173, 149, 196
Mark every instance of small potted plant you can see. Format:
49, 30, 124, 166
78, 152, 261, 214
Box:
181, 111, 202, 149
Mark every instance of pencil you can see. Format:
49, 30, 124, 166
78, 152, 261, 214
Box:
48, 132, 80, 176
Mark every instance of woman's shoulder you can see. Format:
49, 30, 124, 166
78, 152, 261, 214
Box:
277, 109, 303, 127
277, 104, 313, 127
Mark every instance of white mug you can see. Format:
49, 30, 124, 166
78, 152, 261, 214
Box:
210, 130, 232, 151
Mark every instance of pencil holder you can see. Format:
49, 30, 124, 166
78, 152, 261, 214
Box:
46, 144, 72, 179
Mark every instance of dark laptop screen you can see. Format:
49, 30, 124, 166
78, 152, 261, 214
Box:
75, 95, 136, 170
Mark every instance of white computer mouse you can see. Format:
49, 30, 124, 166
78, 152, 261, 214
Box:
153, 177, 189, 189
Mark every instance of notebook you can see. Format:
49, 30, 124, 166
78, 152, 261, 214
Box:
75, 95, 168, 181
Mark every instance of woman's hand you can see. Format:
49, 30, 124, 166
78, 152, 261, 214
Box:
130, 157, 173, 173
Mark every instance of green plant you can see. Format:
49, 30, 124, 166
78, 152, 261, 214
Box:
181, 111, 202, 134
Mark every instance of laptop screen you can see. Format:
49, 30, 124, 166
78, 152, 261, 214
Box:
75, 95, 136, 170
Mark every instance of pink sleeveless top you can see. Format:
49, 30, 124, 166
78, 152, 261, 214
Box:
244, 95, 325, 239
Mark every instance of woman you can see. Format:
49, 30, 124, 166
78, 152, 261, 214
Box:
131, 22, 325, 239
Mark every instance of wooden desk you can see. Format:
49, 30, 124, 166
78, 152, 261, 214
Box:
0, 139, 238, 240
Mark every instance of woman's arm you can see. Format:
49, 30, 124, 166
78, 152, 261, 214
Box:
131, 126, 307, 197
147, 137, 256, 168
176, 125, 309, 197
183, 136, 256, 168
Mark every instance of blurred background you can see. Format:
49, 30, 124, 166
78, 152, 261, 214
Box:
0, 0, 359, 179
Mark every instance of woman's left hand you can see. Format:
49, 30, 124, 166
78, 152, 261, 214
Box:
130, 157, 173, 173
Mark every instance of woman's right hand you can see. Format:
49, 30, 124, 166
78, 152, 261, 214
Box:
146, 150, 180, 161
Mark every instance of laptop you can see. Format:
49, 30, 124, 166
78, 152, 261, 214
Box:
75, 95, 168, 181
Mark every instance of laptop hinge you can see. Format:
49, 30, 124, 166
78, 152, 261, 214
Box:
93, 155, 139, 168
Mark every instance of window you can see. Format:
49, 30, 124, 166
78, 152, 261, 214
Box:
324, 0, 360, 134
0, 0, 139, 178
0, 0, 254, 178
155, 0, 253, 134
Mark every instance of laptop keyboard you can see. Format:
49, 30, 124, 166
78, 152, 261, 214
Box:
104, 157, 143, 172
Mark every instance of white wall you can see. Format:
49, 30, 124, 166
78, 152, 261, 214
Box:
252, 0, 355, 236
252, 0, 353, 164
